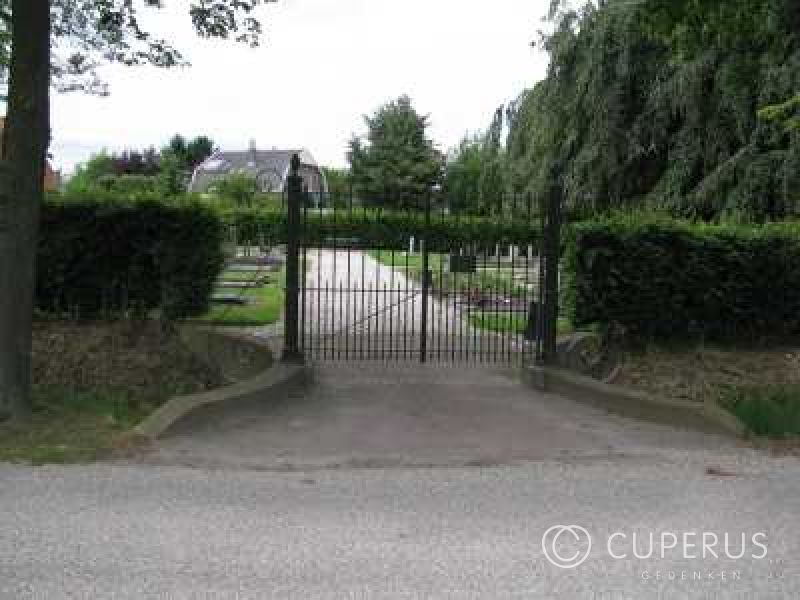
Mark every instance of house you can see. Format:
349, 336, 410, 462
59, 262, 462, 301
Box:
0, 117, 62, 192
188, 143, 328, 197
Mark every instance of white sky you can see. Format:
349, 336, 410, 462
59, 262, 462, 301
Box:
49, 0, 551, 173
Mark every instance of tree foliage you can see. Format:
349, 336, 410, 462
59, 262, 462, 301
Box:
64, 134, 216, 197
320, 166, 351, 206
506, 0, 800, 222
348, 95, 443, 209
167, 134, 216, 171
442, 110, 510, 215
0, 0, 268, 95
0, 0, 269, 417
209, 172, 260, 207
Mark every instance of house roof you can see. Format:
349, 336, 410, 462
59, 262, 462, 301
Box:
189, 148, 319, 193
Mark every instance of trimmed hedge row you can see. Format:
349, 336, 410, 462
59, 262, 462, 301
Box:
566, 218, 800, 341
222, 207, 542, 251
37, 201, 225, 319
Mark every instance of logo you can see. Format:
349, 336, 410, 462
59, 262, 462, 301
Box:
542, 525, 593, 569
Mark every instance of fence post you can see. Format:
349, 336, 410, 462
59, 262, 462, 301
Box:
283, 154, 303, 363
541, 164, 564, 365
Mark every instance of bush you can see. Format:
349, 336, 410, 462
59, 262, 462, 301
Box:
566, 217, 800, 342
37, 201, 225, 319
221, 206, 542, 252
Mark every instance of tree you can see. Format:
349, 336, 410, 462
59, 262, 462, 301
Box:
320, 166, 350, 206
210, 172, 260, 208
348, 96, 443, 209
111, 147, 160, 176
0, 0, 50, 420
505, 0, 800, 221
160, 134, 216, 196
166, 133, 216, 171
186, 136, 215, 170
442, 106, 516, 215
0, 1, 268, 420
63, 152, 115, 194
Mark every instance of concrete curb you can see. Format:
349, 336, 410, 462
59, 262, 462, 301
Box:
134, 328, 307, 439
525, 366, 746, 438
135, 363, 306, 439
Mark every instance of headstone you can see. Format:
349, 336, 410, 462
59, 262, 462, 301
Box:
449, 254, 476, 273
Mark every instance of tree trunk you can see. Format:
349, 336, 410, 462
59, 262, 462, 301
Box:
0, 0, 51, 420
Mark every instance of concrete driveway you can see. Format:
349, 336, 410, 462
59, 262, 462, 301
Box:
142, 362, 740, 471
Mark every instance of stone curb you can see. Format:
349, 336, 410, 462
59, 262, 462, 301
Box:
134, 328, 307, 439
525, 365, 746, 438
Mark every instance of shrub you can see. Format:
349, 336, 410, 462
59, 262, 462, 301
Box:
566, 217, 800, 342
37, 200, 225, 319
220, 206, 542, 252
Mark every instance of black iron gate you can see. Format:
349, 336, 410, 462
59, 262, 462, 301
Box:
283, 155, 560, 365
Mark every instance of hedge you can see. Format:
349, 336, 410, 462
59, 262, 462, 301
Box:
566, 218, 800, 341
220, 207, 542, 252
37, 201, 225, 319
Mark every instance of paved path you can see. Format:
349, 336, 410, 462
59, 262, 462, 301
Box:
146, 363, 739, 471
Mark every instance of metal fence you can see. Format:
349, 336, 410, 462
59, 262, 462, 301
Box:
281, 156, 562, 366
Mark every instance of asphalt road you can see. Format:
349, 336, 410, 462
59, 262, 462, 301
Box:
1, 452, 798, 599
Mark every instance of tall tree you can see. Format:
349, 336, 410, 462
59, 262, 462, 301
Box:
160, 133, 216, 195
320, 166, 351, 206
0, 0, 50, 419
442, 108, 511, 216
186, 135, 215, 169
348, 95, 443, 209
507, 0, 799, 220
0, 1, 268, 420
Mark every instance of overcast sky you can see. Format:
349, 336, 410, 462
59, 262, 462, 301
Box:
49, 0, 551, 174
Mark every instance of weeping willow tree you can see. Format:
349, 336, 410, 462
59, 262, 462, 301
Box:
507, 0, 800, 221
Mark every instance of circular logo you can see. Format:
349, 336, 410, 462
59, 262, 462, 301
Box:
541, 525, 592, 569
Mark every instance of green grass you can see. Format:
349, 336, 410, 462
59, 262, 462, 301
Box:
467, 313, 574, 335
198, 267, 284, 326
719, 384, 800, 439
0, 387, 155, 464
368, 250, 528, 297
368, 249, 444, 272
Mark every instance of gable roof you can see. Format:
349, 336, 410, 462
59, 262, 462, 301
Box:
189, 148, 319, 193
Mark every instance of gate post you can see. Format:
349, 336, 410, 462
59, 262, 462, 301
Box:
283, 154, 303, 363
541, 164, 564, 365
419, 191, 432, 363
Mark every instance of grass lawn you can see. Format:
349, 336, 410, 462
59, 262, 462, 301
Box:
368, 249, 444, 272
0, 387, 155, 464
198, 267, 284, 326
368, 250, 528, 296
719, 384, 800, 439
